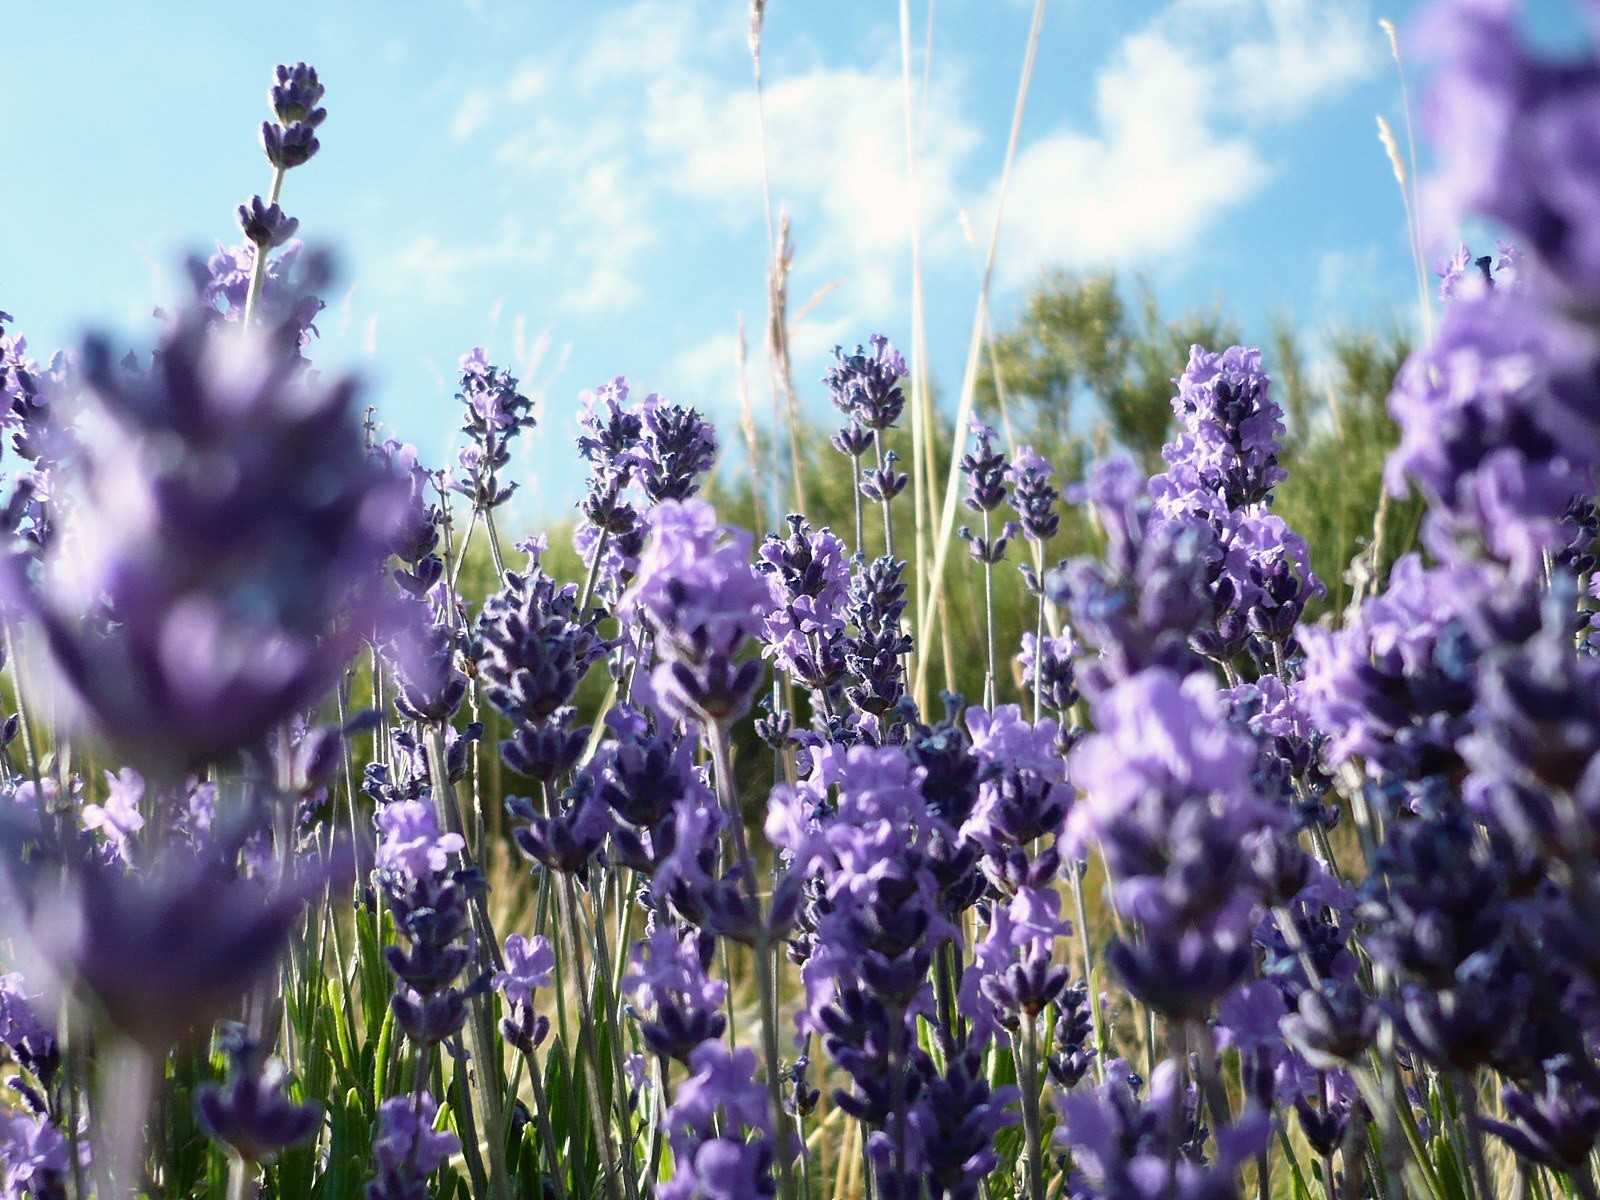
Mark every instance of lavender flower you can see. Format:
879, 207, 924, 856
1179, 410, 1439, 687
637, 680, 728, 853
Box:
824, 337, 907, 432
260, 63, 326, 170
366, 1092, 460, 1200
477, 552, 607, 780
452, 348, 534, 512
1386, 284, 1599, 570
196, 1028, 321, 1163
1047, 457, 1212, 698
1056, 1060, 1269, 1200
843, 556, 912, 719
1420, 0, 1600, 302
12, 841, 348, 1050
1006, 447, 1060, 544
1151, 345, 1286, 515
960, 886, 1073, 1035
623, 925, 729, 1063
757, 516, 850, 693
639, 396, 717, 504
906, 1039, 1019, 1200
1018, 631, 1079, 716
492, 934, 554, 1053
373, 800, 474, 1047
0, 1112, 69, 1200
617, 499, 770, 722
1070, 670, 1276, 1018
658, 1042, 777, 1200
24, 312, 400, 770
961, 705, 1074, 864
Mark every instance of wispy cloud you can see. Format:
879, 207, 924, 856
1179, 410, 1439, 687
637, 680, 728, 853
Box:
995, 0, 1381, 285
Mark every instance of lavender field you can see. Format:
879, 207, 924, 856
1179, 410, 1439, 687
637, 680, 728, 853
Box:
0, 1, 1596, 1199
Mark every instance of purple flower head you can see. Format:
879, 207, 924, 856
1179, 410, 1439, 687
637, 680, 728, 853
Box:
367, 1092, 459, 1200
12, 839, 349, 1051
1154, 345, 1286, 512
24, 312, 401, 772
269, 62, 326, 127
1019, 631, 1080, 715
639, 395, 717, 504
260, 64, 327, 171
960, 420, 1008, 515
906, 1038, 1020, 1200
824, 335, 907, 432
960, 885, 1073, 1035
843, 555, 913, 718
1071, 670, 1276, 1015
961, 705, 1074, 855
189, 241, 328, 349
1297, 554, 1515, 779
0, 1112, 70, 1200
452, 348, 534, 511
0, 972, 58, 1096
491, 934, 554, 1010
476, 556, 607, 777
1055, 1059, 1269, 1200
758, 516, 850, 691
670, 1040, 776, 1140
577, 376, 645, 471
1006, 446, 1060, 543
491, 932, 555, 1052
508, 773, 614, 877
1049, 459, 1212, 697
1419, 0, 1600, 303
196, 1030, 321, 1163
621, 500, 769, 662
619, 500, 769, 721
1481, 1056, 1600, 1172
623, 925, 729, 1062
80, 769, 146, 862
236, 196, 299, 250
1386, 285, 1600, 570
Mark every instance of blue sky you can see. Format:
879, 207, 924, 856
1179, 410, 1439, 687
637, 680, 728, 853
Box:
2, 0, 1509, 523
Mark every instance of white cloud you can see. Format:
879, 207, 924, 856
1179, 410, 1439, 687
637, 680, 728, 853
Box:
996, 0, 1380, 285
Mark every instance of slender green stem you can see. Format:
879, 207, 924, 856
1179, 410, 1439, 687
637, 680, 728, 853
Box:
706, 720, 798, 1200
1017, 1024, 1048, 1200
556, 873, 630, 1200
225, 1156, 259, 1200
521, 1050, 572, 1200
1069, 860, 1107, 1080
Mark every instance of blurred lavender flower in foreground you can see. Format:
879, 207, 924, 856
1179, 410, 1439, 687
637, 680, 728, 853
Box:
19, 310, 401, 771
